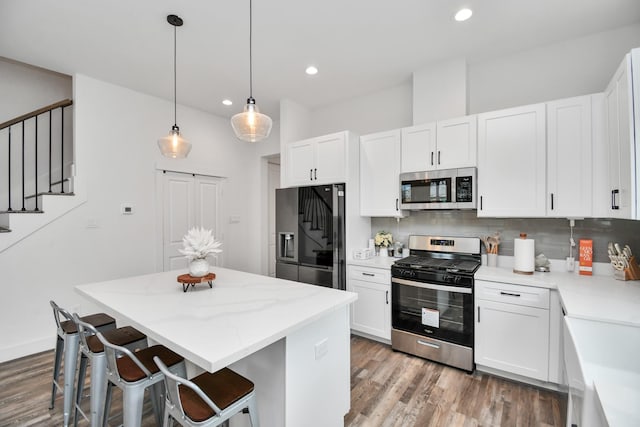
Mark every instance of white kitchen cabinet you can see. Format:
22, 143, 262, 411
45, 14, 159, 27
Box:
347, 265, 391, 341
286, 132, 349, 186
400, 115, 476, 173
604, 53, 635, 219
477, 104, 546, 217
546, 95, 593, 217
475, 280, 550, 382
360, 130, 405, 217
401, 123, 436, 173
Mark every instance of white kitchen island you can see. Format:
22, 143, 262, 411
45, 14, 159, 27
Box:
76, 267, 357, 427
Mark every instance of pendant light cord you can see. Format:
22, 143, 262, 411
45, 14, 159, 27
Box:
249, 0, 253, 99
173, 22, 178, 127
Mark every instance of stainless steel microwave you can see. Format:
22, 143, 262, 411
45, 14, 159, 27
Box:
400, 167, 477, 210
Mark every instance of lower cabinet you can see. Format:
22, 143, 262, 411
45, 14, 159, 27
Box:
475, 280, 550, 382
347, 265, 391, 341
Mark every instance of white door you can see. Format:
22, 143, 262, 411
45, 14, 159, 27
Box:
360, 130, 403, 217
348, 279, 391, 340
314, 133, 346, 184
287, 139, 315, 186
162, 172, 222, 271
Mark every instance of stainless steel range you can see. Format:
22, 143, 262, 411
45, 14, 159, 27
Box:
391, 235, 481, 372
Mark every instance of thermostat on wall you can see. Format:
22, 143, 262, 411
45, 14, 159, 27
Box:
121, 203, 134, 215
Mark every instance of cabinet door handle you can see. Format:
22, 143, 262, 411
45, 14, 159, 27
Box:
417, 339, 440, 349
612, 189, 620, 210
480, 196, 483, 210
314, 168, 317, 180
386, 290, 389, 304
550, 193, 554, 210
430, 151, 434, 166
362, 272, 375, 277
500, 291, 521, 297
477, 306, 480, 323
437, 151, 441, 165
310, 169, 313, 181
396, 198, 399, 211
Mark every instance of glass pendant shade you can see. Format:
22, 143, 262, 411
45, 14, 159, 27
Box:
231, 98, 273, 142
158, 125, 191, 158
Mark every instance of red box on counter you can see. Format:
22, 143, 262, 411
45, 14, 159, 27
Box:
579, 239, 593, 276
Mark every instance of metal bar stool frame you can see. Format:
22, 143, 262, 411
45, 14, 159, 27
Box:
72, 314, 148, 427
154, 356, 259, 427
95, 331, 187, 427
49, 300, 116, 427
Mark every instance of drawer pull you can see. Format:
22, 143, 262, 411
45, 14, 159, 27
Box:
500, 291, 521, 297
417, 340, 440, 349
362, 272, 375, 277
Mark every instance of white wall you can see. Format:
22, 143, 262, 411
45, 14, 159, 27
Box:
468, 23, 640, 114
308, 23, 640, 136
310, 82, 413, 137
0, 59, 71, 123
0, 74, 279, 362
413, 58, 467, 124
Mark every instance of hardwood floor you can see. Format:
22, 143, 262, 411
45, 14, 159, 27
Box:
0, 336, 566, 426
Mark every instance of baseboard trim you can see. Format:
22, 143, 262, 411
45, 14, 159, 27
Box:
1, 336, 54, 364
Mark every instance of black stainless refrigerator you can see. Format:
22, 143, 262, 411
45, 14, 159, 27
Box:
275, 183, 346, 290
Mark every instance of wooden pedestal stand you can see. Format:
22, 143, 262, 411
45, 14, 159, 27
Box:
177, 273, 216, 292
614, 256, 640, 281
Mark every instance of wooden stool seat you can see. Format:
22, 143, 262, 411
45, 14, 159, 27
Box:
180, 368, 255, 422
116, 345, 185, 382
85, 326, 146, 353
60, 312, 115, 334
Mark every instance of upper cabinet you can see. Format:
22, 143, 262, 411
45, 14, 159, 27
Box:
286, 132, 350, 187
360, 130, 405, 217
546, 95, 593, 218
477, 104, 546, 217
604, 53, 635, 219
401, 115, 477, 173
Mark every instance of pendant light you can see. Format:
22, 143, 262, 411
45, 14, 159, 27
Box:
231, 0, 273, 142
158, 14, 192, 158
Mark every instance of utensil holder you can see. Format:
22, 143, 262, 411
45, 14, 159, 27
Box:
614, 255, 640, 281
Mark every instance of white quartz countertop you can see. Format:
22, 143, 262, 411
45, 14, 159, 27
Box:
477, 265, 640, 327
347, 256, 398, 269
76, 267, 357, 373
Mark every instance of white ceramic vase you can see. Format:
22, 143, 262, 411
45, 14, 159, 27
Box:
189, 258, 209, 277
379, 247, 389, 257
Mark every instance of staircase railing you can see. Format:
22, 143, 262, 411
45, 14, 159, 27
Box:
0, 99, 73, 212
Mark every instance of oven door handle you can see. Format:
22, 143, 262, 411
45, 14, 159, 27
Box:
391, 278, 472, 294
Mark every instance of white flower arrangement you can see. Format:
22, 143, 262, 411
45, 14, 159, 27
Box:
178, 227, 223, 261
374, 231, 393, 248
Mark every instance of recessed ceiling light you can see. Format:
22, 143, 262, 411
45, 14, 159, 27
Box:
305, 66, 318, 75
454, 8, 473, 22
222, 99, 233, 106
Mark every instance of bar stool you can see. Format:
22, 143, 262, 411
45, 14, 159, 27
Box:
49, 300, 117, 427
154, 356, 259, 427
73, 315, 148, 427
96, 331, 187, 427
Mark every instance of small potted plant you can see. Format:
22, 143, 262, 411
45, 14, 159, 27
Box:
374, 231, 393, 257
179, 227, 223, 277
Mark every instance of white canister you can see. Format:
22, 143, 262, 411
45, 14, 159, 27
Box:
513, 233, 535, 275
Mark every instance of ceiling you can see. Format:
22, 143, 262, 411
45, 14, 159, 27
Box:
2, 0, 640, 121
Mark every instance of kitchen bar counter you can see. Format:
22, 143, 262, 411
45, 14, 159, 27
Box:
76, 267, 356, 427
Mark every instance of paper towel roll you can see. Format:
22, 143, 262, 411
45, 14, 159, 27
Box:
514, 234, 535, 275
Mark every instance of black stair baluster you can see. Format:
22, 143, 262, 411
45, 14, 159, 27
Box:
60, 107, 64, 193
48, 110, 52, 193
21, 121, 25, 211
7, 127, 12, 212
34, 115, 39, 211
